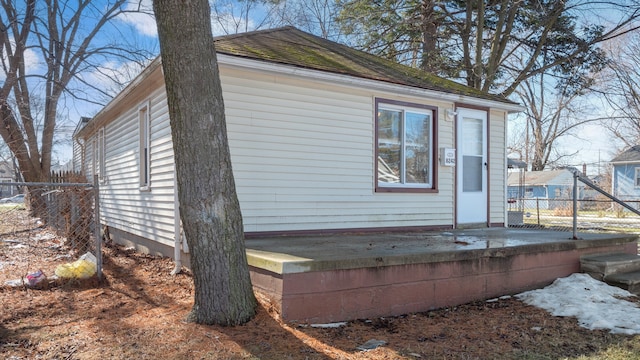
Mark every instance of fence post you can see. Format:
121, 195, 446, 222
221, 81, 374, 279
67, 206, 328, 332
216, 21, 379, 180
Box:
93, 175, 102, 280
536, 198, 540, 226
573, 172, 578, 240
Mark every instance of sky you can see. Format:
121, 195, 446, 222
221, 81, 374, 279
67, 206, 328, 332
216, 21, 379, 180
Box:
508, 116, 619, 177
515, 273, 640, 335
558, 123, 618, 175
51, 0, 265, 164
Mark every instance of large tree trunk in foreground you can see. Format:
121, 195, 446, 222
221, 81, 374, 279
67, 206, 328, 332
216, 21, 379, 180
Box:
153, 0, 257, 326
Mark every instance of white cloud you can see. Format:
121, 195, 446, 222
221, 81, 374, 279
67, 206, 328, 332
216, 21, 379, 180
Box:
0, 39, 42, 81
119, 0, 157, 37
22, 47, 41, 73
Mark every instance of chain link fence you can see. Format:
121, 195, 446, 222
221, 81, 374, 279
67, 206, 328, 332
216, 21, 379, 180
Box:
508, 169, 640, 235
508, 197, 640, 233
0, 176, 101, 287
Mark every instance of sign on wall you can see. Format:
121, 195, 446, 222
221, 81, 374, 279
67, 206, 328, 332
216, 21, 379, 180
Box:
440, 148, 456, 167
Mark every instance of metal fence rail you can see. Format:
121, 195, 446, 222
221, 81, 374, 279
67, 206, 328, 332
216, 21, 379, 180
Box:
508, 169, 640, 237
0, 177, 102, 285
509, 198, 640, 232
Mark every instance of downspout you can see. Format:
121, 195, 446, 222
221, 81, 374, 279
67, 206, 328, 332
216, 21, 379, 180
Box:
171, 167, 182, 275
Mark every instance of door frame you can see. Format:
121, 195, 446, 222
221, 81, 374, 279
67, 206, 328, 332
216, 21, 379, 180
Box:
454, 105, 490, 227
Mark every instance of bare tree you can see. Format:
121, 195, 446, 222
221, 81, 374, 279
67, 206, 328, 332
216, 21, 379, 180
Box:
513, 67, 609, 171
152, 0, 257, 325
0, 0, 152, 183
207, 0, 345, 41
210, 0, 276, 35
267, 0, 344, 40
600, 32, 640, 148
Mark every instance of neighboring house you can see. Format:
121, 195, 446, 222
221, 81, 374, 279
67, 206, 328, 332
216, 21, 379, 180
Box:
0, 161, 18, 197
73, 27, 522, 259
611, 145, 640, 206
50, 160, 74, 173
506, 158, 527, 200
507, 169, 585, 209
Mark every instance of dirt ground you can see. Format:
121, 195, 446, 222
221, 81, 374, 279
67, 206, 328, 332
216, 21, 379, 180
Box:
2, 209, 640, 359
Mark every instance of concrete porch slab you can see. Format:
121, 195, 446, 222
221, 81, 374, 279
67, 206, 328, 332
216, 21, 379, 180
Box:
245, 229, 638, 323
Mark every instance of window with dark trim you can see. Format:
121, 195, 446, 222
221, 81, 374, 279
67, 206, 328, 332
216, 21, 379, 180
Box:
375, 99, 437, 193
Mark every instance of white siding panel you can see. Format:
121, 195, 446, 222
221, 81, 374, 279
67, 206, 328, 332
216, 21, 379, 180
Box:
489, 110, 506, 224
90, 62, 512, 243
221, 70, 457, 232
97, 87, 177, 247
84, 138, 95, 177
72, 140, 84, 173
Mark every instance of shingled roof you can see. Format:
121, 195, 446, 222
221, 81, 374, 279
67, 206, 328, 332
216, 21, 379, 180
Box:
213, 27, 516, 105
611, 145, 640, 163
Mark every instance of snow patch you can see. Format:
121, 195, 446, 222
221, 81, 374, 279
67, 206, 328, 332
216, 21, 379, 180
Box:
516, 273, 640, 335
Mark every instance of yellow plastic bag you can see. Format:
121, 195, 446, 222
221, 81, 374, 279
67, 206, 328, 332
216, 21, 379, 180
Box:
55, 252, 97, 279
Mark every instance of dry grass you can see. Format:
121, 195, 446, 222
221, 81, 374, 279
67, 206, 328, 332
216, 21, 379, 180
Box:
2, 209, 640, 359
552, 205, 574, 217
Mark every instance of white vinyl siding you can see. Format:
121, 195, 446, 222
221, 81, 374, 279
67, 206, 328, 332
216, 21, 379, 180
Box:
93, 127, 105, 181
72, 139, 84, 173
489, 109, 507, 225
81, 59, 511, 246
220, 67, 455, 232
84, 139, 95, 178
86, 86, 176, 247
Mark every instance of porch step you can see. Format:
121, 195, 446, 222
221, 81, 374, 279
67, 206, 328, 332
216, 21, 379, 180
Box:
580, 253, 640, 295
580, 253, 640, 281
604, 270, 640, 294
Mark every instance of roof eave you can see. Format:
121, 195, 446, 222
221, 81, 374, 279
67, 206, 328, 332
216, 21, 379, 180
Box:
74, 57, 163, 139
611, 159, 640, 165
217, 54, 525, 113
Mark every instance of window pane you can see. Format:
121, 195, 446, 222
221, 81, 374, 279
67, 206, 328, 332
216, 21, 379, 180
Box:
405, 112, 430, 184
463, 155, 483, 191
378, 109, 401, 183
462, 118, 483, 156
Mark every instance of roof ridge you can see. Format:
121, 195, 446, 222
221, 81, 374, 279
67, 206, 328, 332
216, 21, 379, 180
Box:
212, 26, 296, 42
217, 27, 479, 90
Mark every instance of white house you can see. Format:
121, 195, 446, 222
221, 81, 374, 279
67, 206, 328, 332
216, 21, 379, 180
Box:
73, 27, 522, 260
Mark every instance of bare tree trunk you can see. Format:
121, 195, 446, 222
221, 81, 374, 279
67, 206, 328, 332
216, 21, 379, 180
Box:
153, 0, 257, 326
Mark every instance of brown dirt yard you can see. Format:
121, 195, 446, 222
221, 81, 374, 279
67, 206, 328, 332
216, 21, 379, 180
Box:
2, 208, 640, 359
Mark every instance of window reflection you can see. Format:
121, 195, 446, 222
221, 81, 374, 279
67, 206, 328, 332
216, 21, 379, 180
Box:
377, 103, 432, 188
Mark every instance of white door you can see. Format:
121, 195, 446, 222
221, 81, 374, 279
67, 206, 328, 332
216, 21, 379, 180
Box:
456, 108, 487, 224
